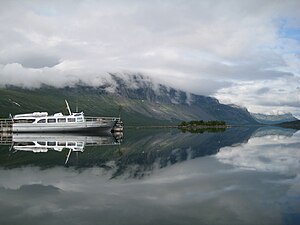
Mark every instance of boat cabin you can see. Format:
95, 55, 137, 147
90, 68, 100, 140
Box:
13, 112, 85, 124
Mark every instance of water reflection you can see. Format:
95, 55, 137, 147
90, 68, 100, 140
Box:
0, 127, 255, 171
216, 127, 300, 176
0, 126, 297, 177
0, 127, 299, 225
13, 133, 122, 152
0, 132, 123, 165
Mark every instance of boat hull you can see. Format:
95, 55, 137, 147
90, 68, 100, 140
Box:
12, 121, 116, 133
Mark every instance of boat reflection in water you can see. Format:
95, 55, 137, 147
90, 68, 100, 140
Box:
8, 132, 123, 164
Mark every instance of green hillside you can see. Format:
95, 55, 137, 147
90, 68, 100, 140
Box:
0, 86, 177, 126
0, 82, 258, 125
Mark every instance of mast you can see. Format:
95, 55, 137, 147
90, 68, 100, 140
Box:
65, 100, 72, 115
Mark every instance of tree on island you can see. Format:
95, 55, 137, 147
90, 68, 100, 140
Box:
179, 120, 226, 127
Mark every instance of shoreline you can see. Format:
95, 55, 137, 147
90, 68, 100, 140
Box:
125, 125, 231, 129
124, 124, 279, 129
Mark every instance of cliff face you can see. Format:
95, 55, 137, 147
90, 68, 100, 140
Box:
0, 73, 258, 125
109, 74, 257, 124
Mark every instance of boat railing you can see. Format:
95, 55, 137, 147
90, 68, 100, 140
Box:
0, 118, 13, 123
85, 117, 120, 122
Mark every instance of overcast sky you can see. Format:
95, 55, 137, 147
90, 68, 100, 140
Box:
0, 0, 299, 116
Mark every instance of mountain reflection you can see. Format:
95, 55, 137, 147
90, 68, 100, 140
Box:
0, 126, 298, 178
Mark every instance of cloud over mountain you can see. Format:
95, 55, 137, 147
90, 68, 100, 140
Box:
0, 0, 299, 116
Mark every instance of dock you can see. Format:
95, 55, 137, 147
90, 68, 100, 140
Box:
0, 119, 12, 145
0, 119, 12, 133
0, 132, 12, 145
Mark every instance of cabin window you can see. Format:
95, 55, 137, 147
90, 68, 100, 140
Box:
58, 142, 66, 146
47, 141, 56, 146
47, 119, 56, 123
67, 142, 76, 146
58, 118, 66, 123
15, 142, 35, 146
37, 141, 46, 146
14, 119, 35, 123
77, 117, 83, 122
37, 119, 46, 123
67, 118, 76, 122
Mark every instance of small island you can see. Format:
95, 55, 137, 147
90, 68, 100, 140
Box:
178, 120, 227, 133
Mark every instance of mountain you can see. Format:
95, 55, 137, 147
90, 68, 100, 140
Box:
0, 73, 258, 125
251, 112, 298, 124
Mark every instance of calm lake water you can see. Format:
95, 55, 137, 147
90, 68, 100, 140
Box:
0, 127, 299, 225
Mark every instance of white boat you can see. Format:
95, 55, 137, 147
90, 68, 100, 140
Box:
12, 100, 120, 133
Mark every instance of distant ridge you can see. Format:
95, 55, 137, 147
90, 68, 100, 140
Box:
251, 112, 298, 125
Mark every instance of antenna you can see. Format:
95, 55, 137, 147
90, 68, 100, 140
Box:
76, 98, 78, 112
9, 114, 13, 122
65, 100, 72, 115
65, 149, 72, 165
9, 142, 14, 152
